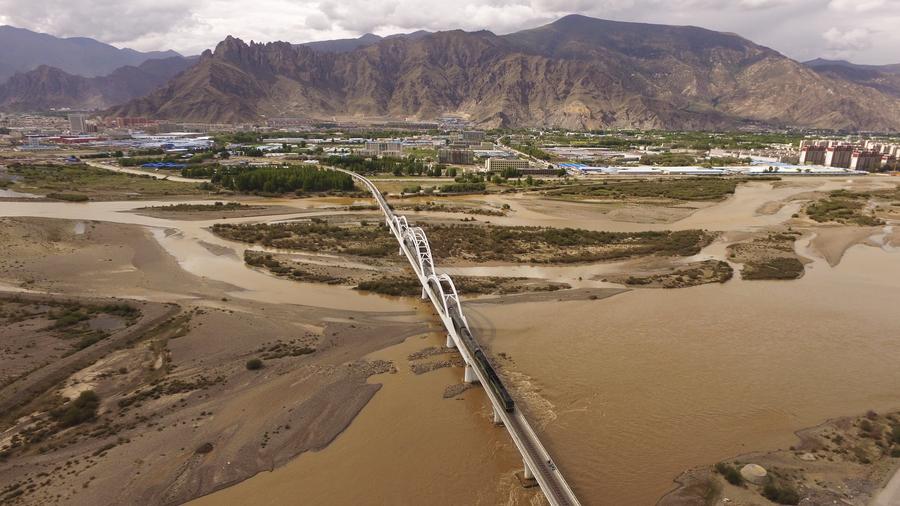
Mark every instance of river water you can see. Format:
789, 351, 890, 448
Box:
466, 239, 900, 504
2, 178, 899, 505
0, 199, 398, 311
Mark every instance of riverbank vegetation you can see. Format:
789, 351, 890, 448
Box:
615, 260, 733, 288
661, 409, 900, 506
4, 164, 205, 199
211, 165, 355, 194
216, 220, 715, 264
728, 231, 807, 280
138, 202, 249, 212
219, 221, 396, 257
805, 190, 885, 226
355, 275, 568, 296
542, 177, 756, 201
324, 155, 446, 177
46, 192, 89, 202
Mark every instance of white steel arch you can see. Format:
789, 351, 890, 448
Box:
402, 226, 435, 276
393, 215, 409, 235
426, 273, 467, 326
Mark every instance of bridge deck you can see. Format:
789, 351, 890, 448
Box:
330, 168, 581, 506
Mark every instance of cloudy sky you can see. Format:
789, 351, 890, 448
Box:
1, 0, 899, 64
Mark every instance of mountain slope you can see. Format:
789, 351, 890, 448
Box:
805, 59, 900, 75
0, 57, 194, 111
109, 15, 900, 131
300, 31, 431, 53
0, 25, 181, 83
804, 58, 900, 98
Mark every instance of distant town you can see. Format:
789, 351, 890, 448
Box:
2, 112, 899, 188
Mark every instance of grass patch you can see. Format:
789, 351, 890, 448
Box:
440, 182, 486, 193
741, 257, 805, 280
426, 224, 714, 263
217, 221, 396, 258
138, 201, 249, 212
543, 177, 750, 201
806, 191, 884, 226
623, 260, 733, 288
7, 163, 205, 198
244, 251, 344, 283
218, 221, 714, 264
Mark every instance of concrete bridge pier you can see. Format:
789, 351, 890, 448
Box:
523, 460, 535, 480
464, 363, 478, 383
493, 407, 503, 426
446, 334, 456, 349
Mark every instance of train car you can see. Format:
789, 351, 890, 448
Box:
475, 350, 515, 412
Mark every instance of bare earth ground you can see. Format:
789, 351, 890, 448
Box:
659, 410, 900, 506
0, 217, 431, 506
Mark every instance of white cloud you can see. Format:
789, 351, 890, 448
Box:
822, 27, 875, 59
0, 0, 898, 64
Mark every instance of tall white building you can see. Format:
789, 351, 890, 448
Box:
68, 114, 87, 134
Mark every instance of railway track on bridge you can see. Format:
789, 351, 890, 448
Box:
329, 167, 582, 506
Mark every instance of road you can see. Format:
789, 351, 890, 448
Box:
497, 136, 553, 169
84, 160, 211, 183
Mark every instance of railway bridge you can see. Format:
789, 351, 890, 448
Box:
330, 167, 582, 506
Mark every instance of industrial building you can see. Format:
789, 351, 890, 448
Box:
801, 138, 898, 172
519, 167, 561, 176
461, 130, 485, 143
850, 150, 884, 171
438, 149, 475, 165
360, 141, 403, 158
485, 158, 530, 172
824, 145, 853, 168
68, 114, 87, 134
799, 145, 827, 165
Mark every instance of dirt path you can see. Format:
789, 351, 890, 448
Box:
872, 467, 900, 506
84, 160, 211, 183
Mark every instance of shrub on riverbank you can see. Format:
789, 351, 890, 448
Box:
217, 221, 715, 264
46, 193, 89, 202
440, 182, 486, 193
50, 391, 100, 427
741, 257, 805, 280
806, 191, 884, 226
762, 480, 800, 505
543, 177, 751, 201
714, 462, 744, 486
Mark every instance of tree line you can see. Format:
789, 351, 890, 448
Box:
210, 165, 355, 193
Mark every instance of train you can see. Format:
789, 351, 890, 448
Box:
475, 349, 515, 412
455, 323, 515, 413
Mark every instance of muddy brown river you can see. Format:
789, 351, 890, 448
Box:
2, 177, 899, 505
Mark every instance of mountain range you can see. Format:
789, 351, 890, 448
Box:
6, 16, 900, 131
0, 25, 181, 83
0, 57, 194, 111
803, 58, 900, 98
299, 31, 430, 53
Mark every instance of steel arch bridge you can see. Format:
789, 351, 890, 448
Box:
325, 166, 581, 506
